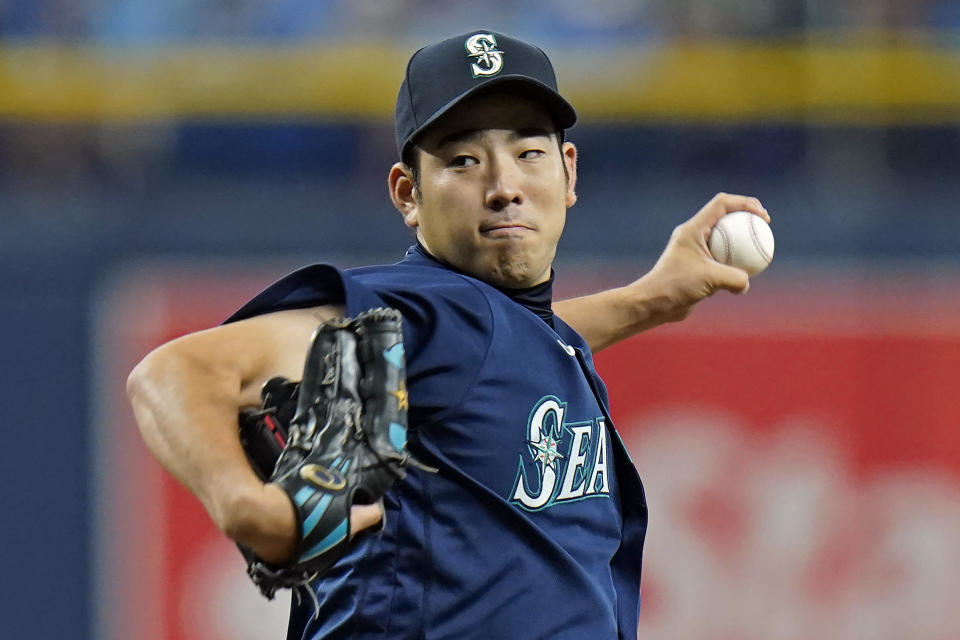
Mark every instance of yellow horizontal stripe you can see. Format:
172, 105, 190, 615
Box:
0, 41, 958, 123
0, 44, 405, 120
564, 40, 960, 124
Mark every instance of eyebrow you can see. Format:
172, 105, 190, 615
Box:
435, 126, 554, 149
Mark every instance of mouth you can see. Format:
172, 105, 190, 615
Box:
480, 222, 535, 238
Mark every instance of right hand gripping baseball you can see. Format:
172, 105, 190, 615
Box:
246, 308, 418, 599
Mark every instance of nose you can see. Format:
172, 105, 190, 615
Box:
484, 156, 523, 212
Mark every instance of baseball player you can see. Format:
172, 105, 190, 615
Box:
127, 31, 768, 639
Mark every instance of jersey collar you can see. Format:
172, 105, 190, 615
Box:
403, 243, 555, 327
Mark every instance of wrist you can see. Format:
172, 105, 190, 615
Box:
216, 480, 297, 564
629, 271, 695, 328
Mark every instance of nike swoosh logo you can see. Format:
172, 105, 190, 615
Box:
556, 339, 576, 356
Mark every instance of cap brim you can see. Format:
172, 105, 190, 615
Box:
402, 75, 577, 156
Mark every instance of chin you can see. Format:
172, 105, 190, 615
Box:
488, 253, 546, 288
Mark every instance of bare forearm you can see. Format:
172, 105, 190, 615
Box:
127, 344, 296, 563
554, 272, 688, 353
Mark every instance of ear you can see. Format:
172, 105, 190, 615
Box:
561, 142, 578, 208
388, 162, 420, 229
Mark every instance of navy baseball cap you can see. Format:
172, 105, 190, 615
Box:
394, 30, 578, 158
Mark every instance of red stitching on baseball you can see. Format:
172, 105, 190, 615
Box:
748, 216, 771, 263
717, 225, 731, 264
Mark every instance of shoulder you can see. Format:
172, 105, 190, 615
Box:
226, 259, 499, 377
348, 264, 498, 375
226, 264, 350, 324
348, 263, 495, 330
227, 260, 496, 325
553, 315, 591, 352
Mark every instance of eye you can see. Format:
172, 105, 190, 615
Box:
450, 155, 478, 168
519, 149, 546, 160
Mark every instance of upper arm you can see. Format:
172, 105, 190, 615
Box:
131, 304, 343, 409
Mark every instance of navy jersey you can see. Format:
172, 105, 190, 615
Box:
229, 247, 648, 640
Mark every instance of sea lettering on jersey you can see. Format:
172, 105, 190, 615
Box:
510, 396, 611, 511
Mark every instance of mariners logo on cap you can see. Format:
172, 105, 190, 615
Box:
465, 33, 503, 78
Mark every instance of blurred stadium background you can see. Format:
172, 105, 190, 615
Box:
3, 1, 960, 638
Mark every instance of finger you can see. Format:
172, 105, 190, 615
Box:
748, 197, 771, 223
710, 262, 751, 295
350, 503, 384, 535
693, 192, 769, 228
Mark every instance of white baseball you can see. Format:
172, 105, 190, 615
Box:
708, 211, 775, 276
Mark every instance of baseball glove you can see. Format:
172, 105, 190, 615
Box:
237, 307, 426, 600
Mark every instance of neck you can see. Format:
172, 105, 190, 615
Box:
411, 243, 555, 326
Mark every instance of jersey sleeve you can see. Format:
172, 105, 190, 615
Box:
224, 264, 384, 323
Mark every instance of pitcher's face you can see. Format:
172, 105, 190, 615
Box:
401, 92, 577, 288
